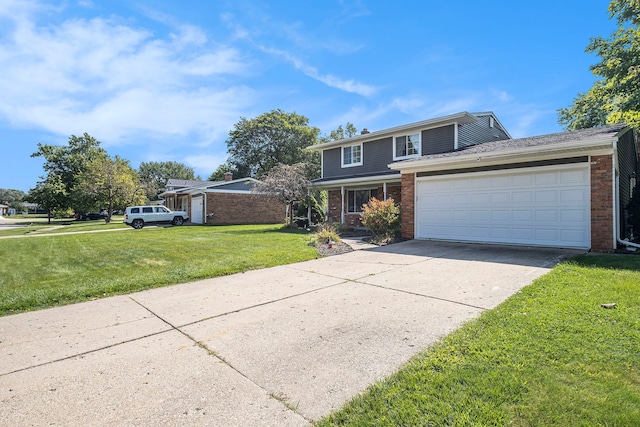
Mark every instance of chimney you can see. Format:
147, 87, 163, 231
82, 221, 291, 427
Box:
361, 128, 369, 135
224, 171, 233, 181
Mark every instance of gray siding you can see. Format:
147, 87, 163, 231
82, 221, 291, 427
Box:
322, 137, 394, 179
459, 114, 510, 148
618, 129, 639, 239
422, 125, 455, 155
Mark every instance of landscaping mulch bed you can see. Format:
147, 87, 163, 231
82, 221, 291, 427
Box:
314, 241, 354, 256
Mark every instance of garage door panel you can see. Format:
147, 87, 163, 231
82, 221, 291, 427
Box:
535, 190, 558, 203
560, 189, 587, 204
512, 191, 533, 203
416, 164, 590, 248
560, 209, 587, 222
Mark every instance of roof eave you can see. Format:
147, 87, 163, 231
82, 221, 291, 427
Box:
307, 112, 478, 151
311, 173, 402, 188
389, 137, 617, 173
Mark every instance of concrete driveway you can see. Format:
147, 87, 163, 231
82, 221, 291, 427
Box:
0, 240, 582, 426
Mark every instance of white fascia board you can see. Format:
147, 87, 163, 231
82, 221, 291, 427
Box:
389, 138, 616, 173
307, 112, 477, 151
311, 173, 402, 189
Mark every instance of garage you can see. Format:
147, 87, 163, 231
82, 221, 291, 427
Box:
415, 163, 591, 248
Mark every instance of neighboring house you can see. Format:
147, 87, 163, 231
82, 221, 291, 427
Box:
309, 111, 639, 252
161, 173, 285, 225
0, 204, 8, 216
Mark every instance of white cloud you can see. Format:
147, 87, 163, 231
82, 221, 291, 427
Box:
0, 1, 250, 149
258, 45, 378, 97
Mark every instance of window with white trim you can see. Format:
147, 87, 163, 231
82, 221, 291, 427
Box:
394, 133, 420, 160
342, 144, 362, 167
347, 188, 378, 213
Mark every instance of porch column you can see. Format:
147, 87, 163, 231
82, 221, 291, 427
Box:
383, 182, 387, 200
340, 186, 345, 223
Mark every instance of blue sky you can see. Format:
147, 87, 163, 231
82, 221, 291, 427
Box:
0, 0, 618, 192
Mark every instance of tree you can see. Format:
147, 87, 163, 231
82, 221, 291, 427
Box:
77, 155, 146, 222
319, 122, 358, 143
226, 109, 321, 179
30, 133, 107, 213
207, 162, 250, 181
139, 161, 196, 200
252, 163, 311, 226
25, 175, 67, 224
0, 189, 26, 205
558, 0, 640, 129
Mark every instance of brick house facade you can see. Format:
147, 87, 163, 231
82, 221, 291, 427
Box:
162, 177, 285, 226
309, 112, 638, 252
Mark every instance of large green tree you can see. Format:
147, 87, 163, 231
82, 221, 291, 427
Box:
559, 0, 640, 129
30, 133, 107, 213
138, 161, 196, 200
77, 155, 146, 222
319, 122, 358, 143
225, 109, 321, 179
207, 162, 251, 182
0, 189, 26, 205
24, 175, 68, 223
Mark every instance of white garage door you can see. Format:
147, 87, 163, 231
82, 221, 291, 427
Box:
416, 164, 590, 248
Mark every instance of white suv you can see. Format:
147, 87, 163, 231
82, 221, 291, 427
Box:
124, 206, 189, 229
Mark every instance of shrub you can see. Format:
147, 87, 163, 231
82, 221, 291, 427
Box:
312, 222, 341, 245
360, 197, 400, 242
296, 196, 325, 224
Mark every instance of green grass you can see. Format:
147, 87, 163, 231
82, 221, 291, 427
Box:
0, 217, 128, 236
0, 224, 318, 316
317, 254, 640, 426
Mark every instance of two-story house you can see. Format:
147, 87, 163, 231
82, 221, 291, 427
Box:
309, 111, 639, 252
308, 112, 510, 226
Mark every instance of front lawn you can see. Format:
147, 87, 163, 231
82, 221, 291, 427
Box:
0, 224, 318, 316
318, 254, 640, 426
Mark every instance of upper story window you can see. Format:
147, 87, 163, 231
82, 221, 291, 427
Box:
342, 144, 363, 168
394, 133, 421, 160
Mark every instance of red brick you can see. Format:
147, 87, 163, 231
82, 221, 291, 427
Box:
400, 174, 415, 239
590, 155, 614, 252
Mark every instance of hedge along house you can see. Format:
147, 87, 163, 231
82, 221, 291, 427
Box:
308, 112, 510, 226
161, 174, 286, 225
309, 111, 639, 252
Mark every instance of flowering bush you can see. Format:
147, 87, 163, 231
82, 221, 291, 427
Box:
360, 197, 400, 242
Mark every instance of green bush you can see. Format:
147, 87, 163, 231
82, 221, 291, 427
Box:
360, 197, 400, 242
312, 222, 341, 245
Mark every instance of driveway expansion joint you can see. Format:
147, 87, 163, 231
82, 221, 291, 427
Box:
355, 280, 490, 311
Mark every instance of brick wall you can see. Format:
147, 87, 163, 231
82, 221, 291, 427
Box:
590, 155, 614, 252
400, 174, 415, 239
327, 189, 342, 223
205, 193, 285, 225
